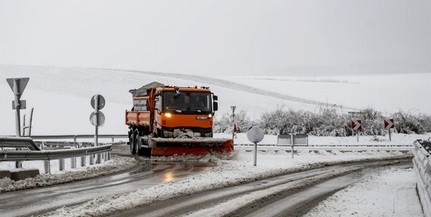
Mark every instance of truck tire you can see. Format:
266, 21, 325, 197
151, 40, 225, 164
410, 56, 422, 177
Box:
130, 130, 137, 155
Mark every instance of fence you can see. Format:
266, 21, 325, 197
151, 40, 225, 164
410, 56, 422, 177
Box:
412, 140, 431, 217
277, 134, 309, 146
277, 134, 308, 159
0, 136, 114, 174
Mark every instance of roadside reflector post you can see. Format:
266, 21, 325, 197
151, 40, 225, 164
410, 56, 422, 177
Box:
348, 112, 363, 143
351, 119, 362, 142
246, 126, 264, 166
384, 118, 395, 141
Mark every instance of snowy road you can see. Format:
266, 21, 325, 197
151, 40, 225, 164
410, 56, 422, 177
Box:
106, 159, 411, 217
0, 160, 213, 217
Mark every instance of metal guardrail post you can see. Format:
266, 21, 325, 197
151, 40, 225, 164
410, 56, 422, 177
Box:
71, 157, 77, 169
96, 154, 101, 164
44, 160, 51, 174
90, 155, 94, 165
81, 156, 86, 167
59, 159, 65, 171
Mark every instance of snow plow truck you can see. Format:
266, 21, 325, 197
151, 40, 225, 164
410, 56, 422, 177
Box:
125, 81, 234, 156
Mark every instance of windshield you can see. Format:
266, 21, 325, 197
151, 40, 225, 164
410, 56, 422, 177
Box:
162, 91, 212, 113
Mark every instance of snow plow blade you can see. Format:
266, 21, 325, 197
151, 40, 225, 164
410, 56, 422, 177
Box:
150, 138, 234, 156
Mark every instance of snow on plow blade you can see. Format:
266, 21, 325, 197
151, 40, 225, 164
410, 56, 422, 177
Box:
151, 138, 234, 156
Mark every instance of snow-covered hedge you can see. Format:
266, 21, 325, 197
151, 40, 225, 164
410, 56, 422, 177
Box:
214, 107, 431, 136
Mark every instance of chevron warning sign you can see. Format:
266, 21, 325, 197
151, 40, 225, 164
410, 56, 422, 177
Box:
384, 118, 394, 129
351, 119, 362, 131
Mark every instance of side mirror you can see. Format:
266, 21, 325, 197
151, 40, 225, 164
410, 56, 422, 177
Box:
213, 102, 218, 111
213, 95, 218, 101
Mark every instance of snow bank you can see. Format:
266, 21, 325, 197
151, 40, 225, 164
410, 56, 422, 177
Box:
304, 168, 423, 217
0, 156, 138, 192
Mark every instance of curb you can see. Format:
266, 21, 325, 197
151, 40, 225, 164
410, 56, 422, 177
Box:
0, 170, 11, 179
10, 169, 40, 181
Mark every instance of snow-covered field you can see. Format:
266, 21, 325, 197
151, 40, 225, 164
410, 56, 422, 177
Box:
0, 65, 429, 216
1, 65, 431, 135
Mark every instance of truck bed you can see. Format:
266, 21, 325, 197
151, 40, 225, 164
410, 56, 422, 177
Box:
125, 110, 151, 126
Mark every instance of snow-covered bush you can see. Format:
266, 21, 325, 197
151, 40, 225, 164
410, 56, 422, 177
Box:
359, 108, 386, 136
393, 111, 426, 134
214, 107, 431, 136
311, 107, 349, 136
213, 110, 253, 133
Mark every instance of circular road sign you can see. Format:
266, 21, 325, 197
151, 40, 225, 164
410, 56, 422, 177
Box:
246, 126, 264, 144
90, 111, 105, 127
91, 94, 105, 110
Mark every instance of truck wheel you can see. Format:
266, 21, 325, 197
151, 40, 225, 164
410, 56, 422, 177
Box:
128, 130, 133, 145
130, 130, 137, 155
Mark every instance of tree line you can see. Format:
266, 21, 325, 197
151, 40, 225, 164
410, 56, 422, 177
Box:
214, 106, 431, 136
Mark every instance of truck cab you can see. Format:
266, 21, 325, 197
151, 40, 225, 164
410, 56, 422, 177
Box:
153, 86, 218, 138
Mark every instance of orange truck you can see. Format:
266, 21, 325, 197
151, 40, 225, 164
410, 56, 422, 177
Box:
125, 81, 234, 156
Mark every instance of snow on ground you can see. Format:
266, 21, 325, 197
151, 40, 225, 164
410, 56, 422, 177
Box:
30, 133, 425, 217
0, 156, 138, 193
303, 168, 423, 217
223, 73, 431, 115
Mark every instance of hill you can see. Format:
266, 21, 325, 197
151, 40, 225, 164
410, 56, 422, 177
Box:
1, 65, 430, 135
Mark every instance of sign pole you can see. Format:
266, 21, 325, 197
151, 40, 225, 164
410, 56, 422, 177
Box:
90, 94, 105, 164
231, 106, 236, 141
253, 142, 257, 166
246, 126, 264, 167
94, 95, 100, 164
13, 79, 21, 137
8, 78, 30, 168
291, 133, 294, 159
94, 95, 99, 147
388, 128, 391, 141
29, 107, 34, 136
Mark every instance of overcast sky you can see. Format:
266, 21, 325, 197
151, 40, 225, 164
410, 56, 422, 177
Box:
1, 0, 430, 76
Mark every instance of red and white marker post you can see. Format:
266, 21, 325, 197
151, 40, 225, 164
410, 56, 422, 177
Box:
384, 118, 395, 141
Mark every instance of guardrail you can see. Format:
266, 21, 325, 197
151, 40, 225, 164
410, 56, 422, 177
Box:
412, 140, 431, 217
234, 143, 412, 151
30, 134, 128, 143
0, 136, 114, 174
0, 144, 111, 161
35, 141, 95, 150
0, 137, 41, 150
